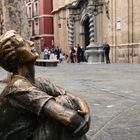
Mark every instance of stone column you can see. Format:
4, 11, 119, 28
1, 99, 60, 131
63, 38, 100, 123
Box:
89, 13, 95, 44
85, 0, 104, 63
68, 18, 74, 47
2, 0, 30, 39
85, 13, 98, 63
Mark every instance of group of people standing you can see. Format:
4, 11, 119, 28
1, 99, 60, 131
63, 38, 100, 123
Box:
68, 43, 110, 64
43, 43, 110, 64
69, 44, 85, 63
43, 47, 62, 61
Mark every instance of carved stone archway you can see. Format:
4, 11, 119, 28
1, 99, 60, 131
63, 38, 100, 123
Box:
80, 12, 90, 48
80, 10, 104, 63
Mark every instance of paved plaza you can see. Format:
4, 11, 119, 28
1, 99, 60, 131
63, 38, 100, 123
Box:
0, 62, 140, 140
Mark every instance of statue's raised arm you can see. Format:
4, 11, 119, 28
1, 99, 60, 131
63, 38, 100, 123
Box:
0, 30, 90, 140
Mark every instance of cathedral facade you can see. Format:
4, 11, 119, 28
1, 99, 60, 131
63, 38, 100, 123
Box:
52, 0, 140, 63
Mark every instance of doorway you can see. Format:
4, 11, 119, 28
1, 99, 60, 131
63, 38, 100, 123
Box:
84, 17, 90, 48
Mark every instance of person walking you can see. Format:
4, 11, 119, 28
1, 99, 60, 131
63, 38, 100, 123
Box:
103, 42, 110, 64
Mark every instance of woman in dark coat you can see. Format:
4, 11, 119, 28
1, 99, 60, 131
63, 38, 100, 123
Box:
0, 30, 90, 140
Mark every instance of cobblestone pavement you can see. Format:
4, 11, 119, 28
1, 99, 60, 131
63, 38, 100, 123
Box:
0, 62, 140, 140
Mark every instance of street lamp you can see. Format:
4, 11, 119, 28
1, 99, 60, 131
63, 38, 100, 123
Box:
88, 0, 110, 18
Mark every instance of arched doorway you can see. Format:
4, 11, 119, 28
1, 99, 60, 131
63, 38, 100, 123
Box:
84, 17, 90, 48
80, 14, 90, 49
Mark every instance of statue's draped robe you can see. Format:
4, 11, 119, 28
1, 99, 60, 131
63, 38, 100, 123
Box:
0, 75, 87, 140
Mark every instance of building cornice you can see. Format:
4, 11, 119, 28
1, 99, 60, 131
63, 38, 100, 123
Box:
32, 34, 54, 38
28, 14, 53, 21
66, 0, 81, 9
38, 15, 53, 18
52, 0, 85, 14
40, 34, 54, 37
51, 6, 66, 14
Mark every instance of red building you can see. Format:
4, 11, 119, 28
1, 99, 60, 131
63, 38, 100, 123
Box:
25, 0, 54, 52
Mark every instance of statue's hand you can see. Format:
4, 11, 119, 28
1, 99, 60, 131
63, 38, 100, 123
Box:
77, 110, 90, 123
73, 110, 90, 136
4, 30, 16, 39
0, 30, 16, 47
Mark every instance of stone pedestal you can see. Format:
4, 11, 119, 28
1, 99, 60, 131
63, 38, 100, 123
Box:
85, 42, 104, 63
36, 59, 59, 67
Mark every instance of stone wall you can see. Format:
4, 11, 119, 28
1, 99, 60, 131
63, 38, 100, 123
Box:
103, 0, 140, 45
110, 43, 140, 63
102, 0, 140, 63
2, 0, 30, 38
52, 0, 76, 55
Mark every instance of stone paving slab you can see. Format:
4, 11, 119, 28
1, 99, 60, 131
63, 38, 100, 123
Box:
0, 63, 140, 140
93, 104, 140, 140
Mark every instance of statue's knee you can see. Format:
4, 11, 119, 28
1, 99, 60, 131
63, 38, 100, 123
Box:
55, 95, 80, 110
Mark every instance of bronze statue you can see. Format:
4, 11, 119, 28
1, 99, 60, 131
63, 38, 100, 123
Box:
0, 30, 90, 140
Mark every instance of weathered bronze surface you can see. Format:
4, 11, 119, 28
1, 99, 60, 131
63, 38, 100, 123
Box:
0, 30, 90, 140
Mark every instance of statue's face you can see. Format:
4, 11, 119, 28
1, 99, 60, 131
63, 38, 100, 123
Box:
0, 31, 39, 72
14, 36, 39, 63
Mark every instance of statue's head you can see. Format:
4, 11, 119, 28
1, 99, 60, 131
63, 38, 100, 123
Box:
0, 30, 38, 72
